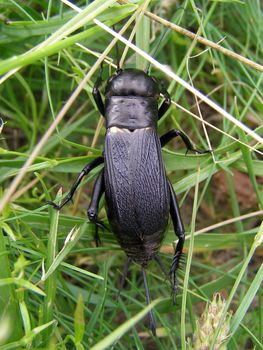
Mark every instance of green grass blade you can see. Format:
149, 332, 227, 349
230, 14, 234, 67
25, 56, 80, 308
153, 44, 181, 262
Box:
90, 299, 160, 350
0, 228, 23, 342
181, 163, 201, 349
230, 263, 263, 335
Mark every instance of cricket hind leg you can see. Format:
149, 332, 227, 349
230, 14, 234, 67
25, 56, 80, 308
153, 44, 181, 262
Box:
117, 257, 132, 299
155, 255, 177, 301
117, 260, 157, 335
87, 169, 106, 246
155, 255, 169, 279
167, 180, 185, 303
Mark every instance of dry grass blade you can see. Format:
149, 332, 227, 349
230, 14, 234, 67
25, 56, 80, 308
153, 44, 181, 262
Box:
93, 20, 263, 145
0, 8, 140, 213
118, 0, 263, 73
145, 11, 263, 73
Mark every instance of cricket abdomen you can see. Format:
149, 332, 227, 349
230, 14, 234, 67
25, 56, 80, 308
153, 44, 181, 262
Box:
104, 127, 170, 265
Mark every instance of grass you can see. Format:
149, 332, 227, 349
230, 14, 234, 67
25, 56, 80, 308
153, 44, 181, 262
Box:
0, 0, 262, 349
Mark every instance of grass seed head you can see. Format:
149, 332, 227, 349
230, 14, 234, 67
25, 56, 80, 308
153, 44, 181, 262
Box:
188, 293, 232, 350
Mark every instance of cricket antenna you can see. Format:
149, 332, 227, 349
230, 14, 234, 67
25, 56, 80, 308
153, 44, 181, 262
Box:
144, 28, 170, 74
113, 24, 122, 73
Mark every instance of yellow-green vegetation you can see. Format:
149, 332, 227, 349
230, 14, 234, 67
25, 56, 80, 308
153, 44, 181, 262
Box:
0, 0, 262, 349
188, 293, 231, 350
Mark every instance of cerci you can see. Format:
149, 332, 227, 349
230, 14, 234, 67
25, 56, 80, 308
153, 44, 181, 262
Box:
49, 66, 206, 335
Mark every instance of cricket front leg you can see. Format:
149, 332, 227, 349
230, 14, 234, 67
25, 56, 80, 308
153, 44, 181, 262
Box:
160, 129, 210, 154
92, 64, 105, 117
48, 156, 104, 210
168, 180, 185, 302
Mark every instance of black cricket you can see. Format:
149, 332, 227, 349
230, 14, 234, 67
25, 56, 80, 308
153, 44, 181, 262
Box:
48, 65, 206, 335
